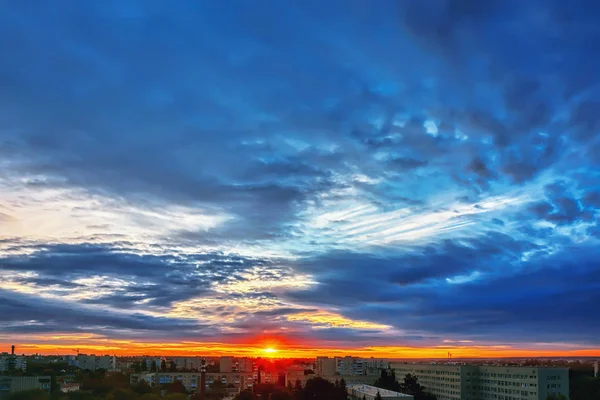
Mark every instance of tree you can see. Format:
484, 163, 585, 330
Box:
166, 380, 187, 394
337, 377, 348, 400
7, 389, 49, 400
164, 394, 188, 400
294, 380, 302, 392
399, 374, 436, 400
169, 361, 177, 372
139, 395, 162, 400
546, 395, 568, 400
106, 388, 136, 400
132, 380, 153, 395
374, 369, 401, 392
375, 391, 383, 400
150, 361, 157, 372
233, 390, 253, 400
160, 360, 167, 372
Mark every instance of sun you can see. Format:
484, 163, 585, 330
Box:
263, 347, 278, 355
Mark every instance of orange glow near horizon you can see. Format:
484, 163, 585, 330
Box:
3, 336, 600, 358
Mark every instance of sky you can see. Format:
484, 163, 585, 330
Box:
1, 0, 600, 358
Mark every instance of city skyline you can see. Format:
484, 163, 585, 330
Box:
1, 1, 600, 359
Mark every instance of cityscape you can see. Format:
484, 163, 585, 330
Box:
1, 346, 598, 400
1, 1, 600, 400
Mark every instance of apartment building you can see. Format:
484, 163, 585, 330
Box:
220, 356, 233, 373
315, 357, 337, 376
316, 356, 389, 377
0, 376, 51, 398
390, 363, 569, 400
130, 372, 254, 392
285, 367, 314, 388
77, 354, 116, 371
171, 357, 204, 371
0, 354, 27, 372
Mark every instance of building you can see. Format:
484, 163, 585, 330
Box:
315, 357, 388, 377
77, 354, 116, 371
60, 383, 80, 393
315, 357, 337, 376
347, 384, 413, 400
285, 366, 314, 388
0, 376, 51, 398
220, 356, 233, 373
0, 354, 27, 372
130, 372, 254, 393
390, 363, 569, 400
337, 357, 365, 376
171, 357, 203, 371
234, 357, 254, 372
364, 358, 389, 374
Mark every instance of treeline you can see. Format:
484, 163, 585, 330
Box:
5, 372, 227, 400
234, 378, 349, 400
233, 372, 437, 400
373, 370, 436, 400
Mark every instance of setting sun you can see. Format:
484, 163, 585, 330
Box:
263, 347, 278, 355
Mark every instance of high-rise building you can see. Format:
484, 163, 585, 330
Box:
315, 357, 337, 376
390, 363, 569, 400
130, 372, 254, 393
77, 354, 116, 371
220, 356, 233, 373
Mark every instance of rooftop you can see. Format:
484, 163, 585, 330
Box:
348, 384, 413, 398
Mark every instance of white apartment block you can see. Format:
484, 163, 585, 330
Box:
390, 363, 569, 400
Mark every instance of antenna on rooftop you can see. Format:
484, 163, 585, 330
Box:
73, 349, 80, 356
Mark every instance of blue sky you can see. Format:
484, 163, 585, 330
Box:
1, 0, 599, 355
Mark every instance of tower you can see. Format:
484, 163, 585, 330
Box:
11, 345, 15, 355
200, 358, 206, 400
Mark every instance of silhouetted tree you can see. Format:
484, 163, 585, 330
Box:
375, 391, 383, 400
150, 361, 157, 372
374, 369, 401, 392
132, 381, 153, 395
160, 360, 167, 372
166, 380, 187, 394
337, 377, 348, 400
546, 395, 568, 400
399, 374, 437, 400
233, 390, 253, 400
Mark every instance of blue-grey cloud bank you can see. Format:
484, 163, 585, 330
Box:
0, 0, 599, 353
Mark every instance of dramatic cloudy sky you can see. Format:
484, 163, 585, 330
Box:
1, 0, 600, 357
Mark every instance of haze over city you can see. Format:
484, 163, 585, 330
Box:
1, 0, 600, 363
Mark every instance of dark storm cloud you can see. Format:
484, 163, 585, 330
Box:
0, 243, 280, 310
287, 238, 600, 344
0, 289, 207, 337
